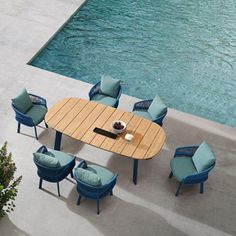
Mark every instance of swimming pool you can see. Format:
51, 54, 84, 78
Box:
30, 0, 236, 127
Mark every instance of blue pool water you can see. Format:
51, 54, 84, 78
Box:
30, 0, 236, 127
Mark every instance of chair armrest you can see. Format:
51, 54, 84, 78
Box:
153, 109, 168, 125
183, 163, 215, 183
174, 146, 199, 157
11, 104, 34, 125
36, 146, 48, 153
89, 82, 101, 100
133, 100, 153, 111
116, 85, 122, 100
77, 160, 87, 169
29, 93, 47, 108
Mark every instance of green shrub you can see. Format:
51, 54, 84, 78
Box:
0, 142, 22, 216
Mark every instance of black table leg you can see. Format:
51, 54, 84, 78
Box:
133, 159, 139, 185
54, 131, 62, 150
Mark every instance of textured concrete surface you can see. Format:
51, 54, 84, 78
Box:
0, 1, 236, 236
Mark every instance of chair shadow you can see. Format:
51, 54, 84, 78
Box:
0, 214, 30, 236
65, 186, 188, 236
39, 188, 67, 201
37, 128, 85, 154
17, 124, 48, 140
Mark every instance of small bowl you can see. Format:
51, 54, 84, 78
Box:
111, 120, 126, 134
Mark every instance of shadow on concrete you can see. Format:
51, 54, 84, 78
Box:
65, 186, 188, 236
37, 128, 85, 154
0, 215, 29, 236
101, 118, 236, 236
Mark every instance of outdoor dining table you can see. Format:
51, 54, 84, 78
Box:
45, 98, 166, 184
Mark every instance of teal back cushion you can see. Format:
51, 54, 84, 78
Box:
192, 141, 216, 172
33, 152, 60, 168
148, 95, 167, 120
99, 75, 120, 98
12, 88, 33, 113
88, 164, 115, 185
75, 168, 102, 186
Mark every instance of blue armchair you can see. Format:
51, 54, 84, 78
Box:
73, 160, 117, 214
88, 76, 122, 108
132, 96, 167, 126
169, 142, 216, 196
33, 146, 76, 196
11, 88, 48, 139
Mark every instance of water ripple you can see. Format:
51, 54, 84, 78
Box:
31, 0, 236, 126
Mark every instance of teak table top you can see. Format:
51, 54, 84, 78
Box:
45, 98, 166, 160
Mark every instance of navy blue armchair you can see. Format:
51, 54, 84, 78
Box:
33, 146, 76, 196
169, 143, 216, 196
89, 81, 122, 108
132, 99, 167, 126
12, 89, 48, 139
73, 160, 117, 214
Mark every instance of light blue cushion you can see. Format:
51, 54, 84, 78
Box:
33, 152, 60, 168
12, 88, 33, 113
171, 156, 197, 181
91, 93, 117, 107
44, 151, 55, 157
49, 150, 75, 167
25, 105, 47, 125
99, 75, 120, 98
192, 141, 216, 172
133, 110, 153, 120
147, 95, 167, 120
88, 165, 115, 185
75, 168, 102, 186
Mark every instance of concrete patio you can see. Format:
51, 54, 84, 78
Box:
0, 0, 236, 235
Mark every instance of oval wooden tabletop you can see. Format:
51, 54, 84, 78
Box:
45, 98, 166, 160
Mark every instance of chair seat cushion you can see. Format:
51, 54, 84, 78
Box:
133, 110, 153, 120
33, 152, 60, 168
49, 150, 75, 167
74, 168, 102, 186
99, 75, 120, 98
12, 88, 33, 113
26, 105, 47, 125
147, 95, 167, 120
88, 165, 115, 185
91, 94, 117, 107
171, 156, 197, 181
192, 141, 216, 172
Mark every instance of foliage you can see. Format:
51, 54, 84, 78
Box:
0, 142, 22, 217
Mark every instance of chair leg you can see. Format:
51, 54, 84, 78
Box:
57, 182, 60, 196
110, 190, 113, 196
77, 195, 82, 205
17, 123, 21, 133
175, 182, 183, 197
169, 171, 173, 179
200, 182, 204, 194
34, 126, 38, 140
96, 199, 100, 215
39, 178, 43, 189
